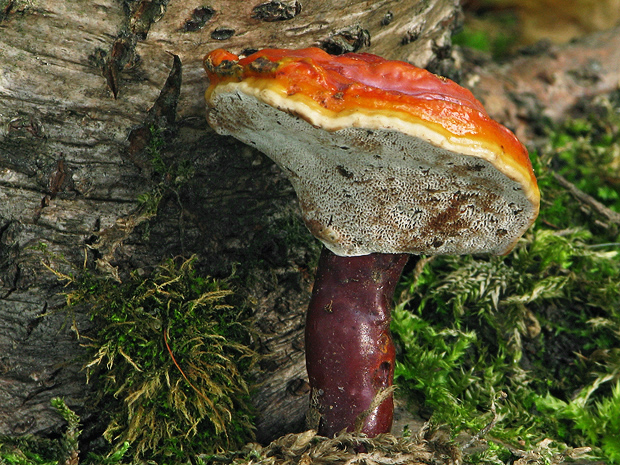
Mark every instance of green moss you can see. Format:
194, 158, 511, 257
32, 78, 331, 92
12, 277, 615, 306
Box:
547, 98, 620, 216
452, 28, 492, 53
133, 125, 195, 224
452, 10, 519, 59
144, 125, 194, 184
75, 256, 257, 463
31, 252, 257, 464
392, 95, 620, 463
146, 125, 167, 176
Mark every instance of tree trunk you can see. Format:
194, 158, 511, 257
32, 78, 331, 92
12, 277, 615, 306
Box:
0, 0, 462, 444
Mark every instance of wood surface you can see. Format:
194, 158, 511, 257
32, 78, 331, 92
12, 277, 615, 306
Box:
2, 0, 619, 446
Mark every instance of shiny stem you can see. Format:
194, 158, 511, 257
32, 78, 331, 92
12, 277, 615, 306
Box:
305, 247, 409, 437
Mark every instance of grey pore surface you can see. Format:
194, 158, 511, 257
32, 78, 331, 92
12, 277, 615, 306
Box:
207, 89, 535, 257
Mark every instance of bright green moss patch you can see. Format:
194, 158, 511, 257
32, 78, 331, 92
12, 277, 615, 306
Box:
452, 10, 520, 59
551, 115, 620, 210
538, 93, 620, 236
392, 93, 620, 463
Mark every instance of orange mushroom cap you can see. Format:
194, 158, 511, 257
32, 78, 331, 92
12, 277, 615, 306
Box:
204, 48, 540, 256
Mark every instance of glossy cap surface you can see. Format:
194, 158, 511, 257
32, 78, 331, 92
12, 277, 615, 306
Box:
204, 48, 540, 256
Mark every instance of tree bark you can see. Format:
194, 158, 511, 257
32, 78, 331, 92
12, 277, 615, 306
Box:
0, 0, 461, 444
4, 0, 618, 448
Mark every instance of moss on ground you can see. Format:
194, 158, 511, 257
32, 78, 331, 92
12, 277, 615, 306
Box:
392, 92, 620, 463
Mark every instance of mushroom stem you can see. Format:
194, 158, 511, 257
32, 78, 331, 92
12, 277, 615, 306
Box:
305, 247, 409, 437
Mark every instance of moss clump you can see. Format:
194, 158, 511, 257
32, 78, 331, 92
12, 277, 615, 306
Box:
392, 95, 620, 463
63, 255, 256, 463
543, 92, 620, 228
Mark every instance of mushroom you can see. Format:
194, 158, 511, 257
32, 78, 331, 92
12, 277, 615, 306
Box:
203, 48, 540, 438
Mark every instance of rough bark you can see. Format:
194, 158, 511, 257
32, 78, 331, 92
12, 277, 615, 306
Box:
3, 0, 618, 448
0, 0, 461, 444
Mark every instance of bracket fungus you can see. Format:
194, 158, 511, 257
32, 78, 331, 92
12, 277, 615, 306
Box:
204, 47, 540, 438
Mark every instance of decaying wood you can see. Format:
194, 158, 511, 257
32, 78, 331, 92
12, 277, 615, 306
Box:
1, 0, 619, 450
0, 0, 461, 444
461, 25, 620, 144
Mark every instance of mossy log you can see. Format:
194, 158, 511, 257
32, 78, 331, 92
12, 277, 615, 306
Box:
0, 0, 461, 444
2, 0, 620, 450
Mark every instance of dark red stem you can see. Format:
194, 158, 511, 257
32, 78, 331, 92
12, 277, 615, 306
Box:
305, 248, 408, 437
